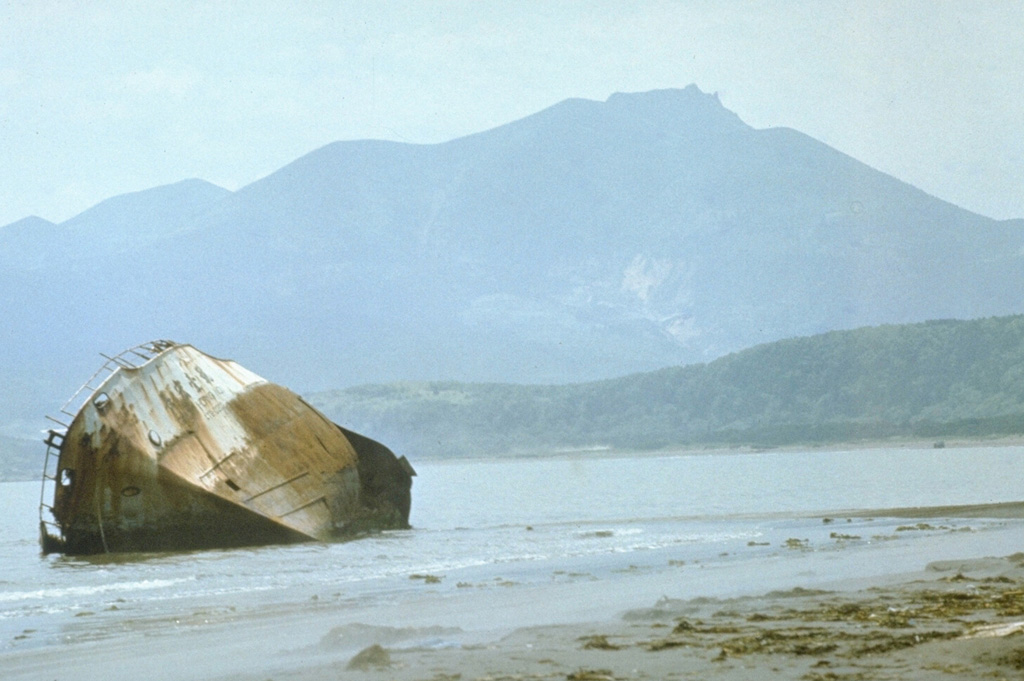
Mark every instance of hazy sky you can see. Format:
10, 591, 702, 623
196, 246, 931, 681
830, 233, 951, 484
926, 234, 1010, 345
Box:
1, 1, 1021, 228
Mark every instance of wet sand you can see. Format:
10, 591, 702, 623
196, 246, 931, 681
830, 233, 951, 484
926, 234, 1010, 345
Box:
253, 553, 1024, 681
844, 500, 1024, 520
4, 501, 1023, 681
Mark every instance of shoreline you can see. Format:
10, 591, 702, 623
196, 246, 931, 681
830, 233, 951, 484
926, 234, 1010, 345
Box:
840, 500, 1024, 520
413, 434, 1024, 465
258, 553, 1024, 681
3, 510, 1023, 680
4, 435, 1023, 482
4, 445, 1023, 681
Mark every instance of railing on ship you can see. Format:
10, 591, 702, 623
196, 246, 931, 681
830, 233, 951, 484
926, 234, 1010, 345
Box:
38, 340, 178, 551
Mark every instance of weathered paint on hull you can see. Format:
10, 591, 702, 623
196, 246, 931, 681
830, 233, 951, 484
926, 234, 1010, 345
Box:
40, 342, 413, 555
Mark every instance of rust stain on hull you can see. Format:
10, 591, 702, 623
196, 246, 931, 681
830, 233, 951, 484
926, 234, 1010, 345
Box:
39, 341, 414, 555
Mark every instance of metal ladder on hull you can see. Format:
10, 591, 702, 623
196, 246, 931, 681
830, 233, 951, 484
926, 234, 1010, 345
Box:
37, 340, 179, 551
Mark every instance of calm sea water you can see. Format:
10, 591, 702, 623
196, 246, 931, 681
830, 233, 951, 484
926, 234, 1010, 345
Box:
2, 446, 1023, 676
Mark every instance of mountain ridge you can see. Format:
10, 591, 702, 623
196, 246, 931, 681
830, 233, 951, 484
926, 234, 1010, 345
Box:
307, 314, 1024, 459
1, 85, 1022, 438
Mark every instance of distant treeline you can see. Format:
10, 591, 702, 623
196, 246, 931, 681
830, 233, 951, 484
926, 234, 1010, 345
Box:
309, 315, 1024, 457
5, 316, 1023, 481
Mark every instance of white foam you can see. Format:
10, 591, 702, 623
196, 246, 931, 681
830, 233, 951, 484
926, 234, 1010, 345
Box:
0, 577, 195, 603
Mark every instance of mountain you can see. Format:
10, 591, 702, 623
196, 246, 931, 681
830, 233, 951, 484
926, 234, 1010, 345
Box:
0, 434, 37, 481
0, 179, 230, 268
307, 315, 1024, 458
57, 178, 231, 246
2, 85, 1023, 441
0, 179, 232, 430
1, 215, 56, 232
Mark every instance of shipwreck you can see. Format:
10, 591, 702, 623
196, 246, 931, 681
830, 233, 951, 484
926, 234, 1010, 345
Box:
39, 340, 414, 555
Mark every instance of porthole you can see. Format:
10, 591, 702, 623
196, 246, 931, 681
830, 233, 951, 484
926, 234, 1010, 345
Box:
148, 429, 163, 447
93, 392, 111, 410
121, 486, 141, 497
59, 468, 75, 487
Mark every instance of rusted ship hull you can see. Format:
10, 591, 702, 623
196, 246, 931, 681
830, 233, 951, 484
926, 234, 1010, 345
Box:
40, 341, 414, 555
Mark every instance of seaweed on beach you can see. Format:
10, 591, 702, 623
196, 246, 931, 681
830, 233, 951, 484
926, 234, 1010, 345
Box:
641, 567, 1024, 668
566, 669, 616, 681
578, 635, 623, 650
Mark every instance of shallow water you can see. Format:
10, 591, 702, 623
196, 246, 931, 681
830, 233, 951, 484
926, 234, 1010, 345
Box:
2, 446, 1023, 677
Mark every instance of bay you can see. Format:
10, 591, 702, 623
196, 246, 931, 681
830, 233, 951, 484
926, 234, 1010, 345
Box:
1, 445, 1022, 678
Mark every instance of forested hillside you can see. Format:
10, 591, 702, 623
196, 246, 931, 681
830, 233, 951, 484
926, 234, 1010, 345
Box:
5, 315, 1023, 480
309, 315, 1024, 457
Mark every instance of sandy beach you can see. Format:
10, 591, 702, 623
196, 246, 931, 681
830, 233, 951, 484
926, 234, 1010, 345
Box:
242, 552, 1024, 681
6, 533, 1022, 681
4, 452, 1023, 681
